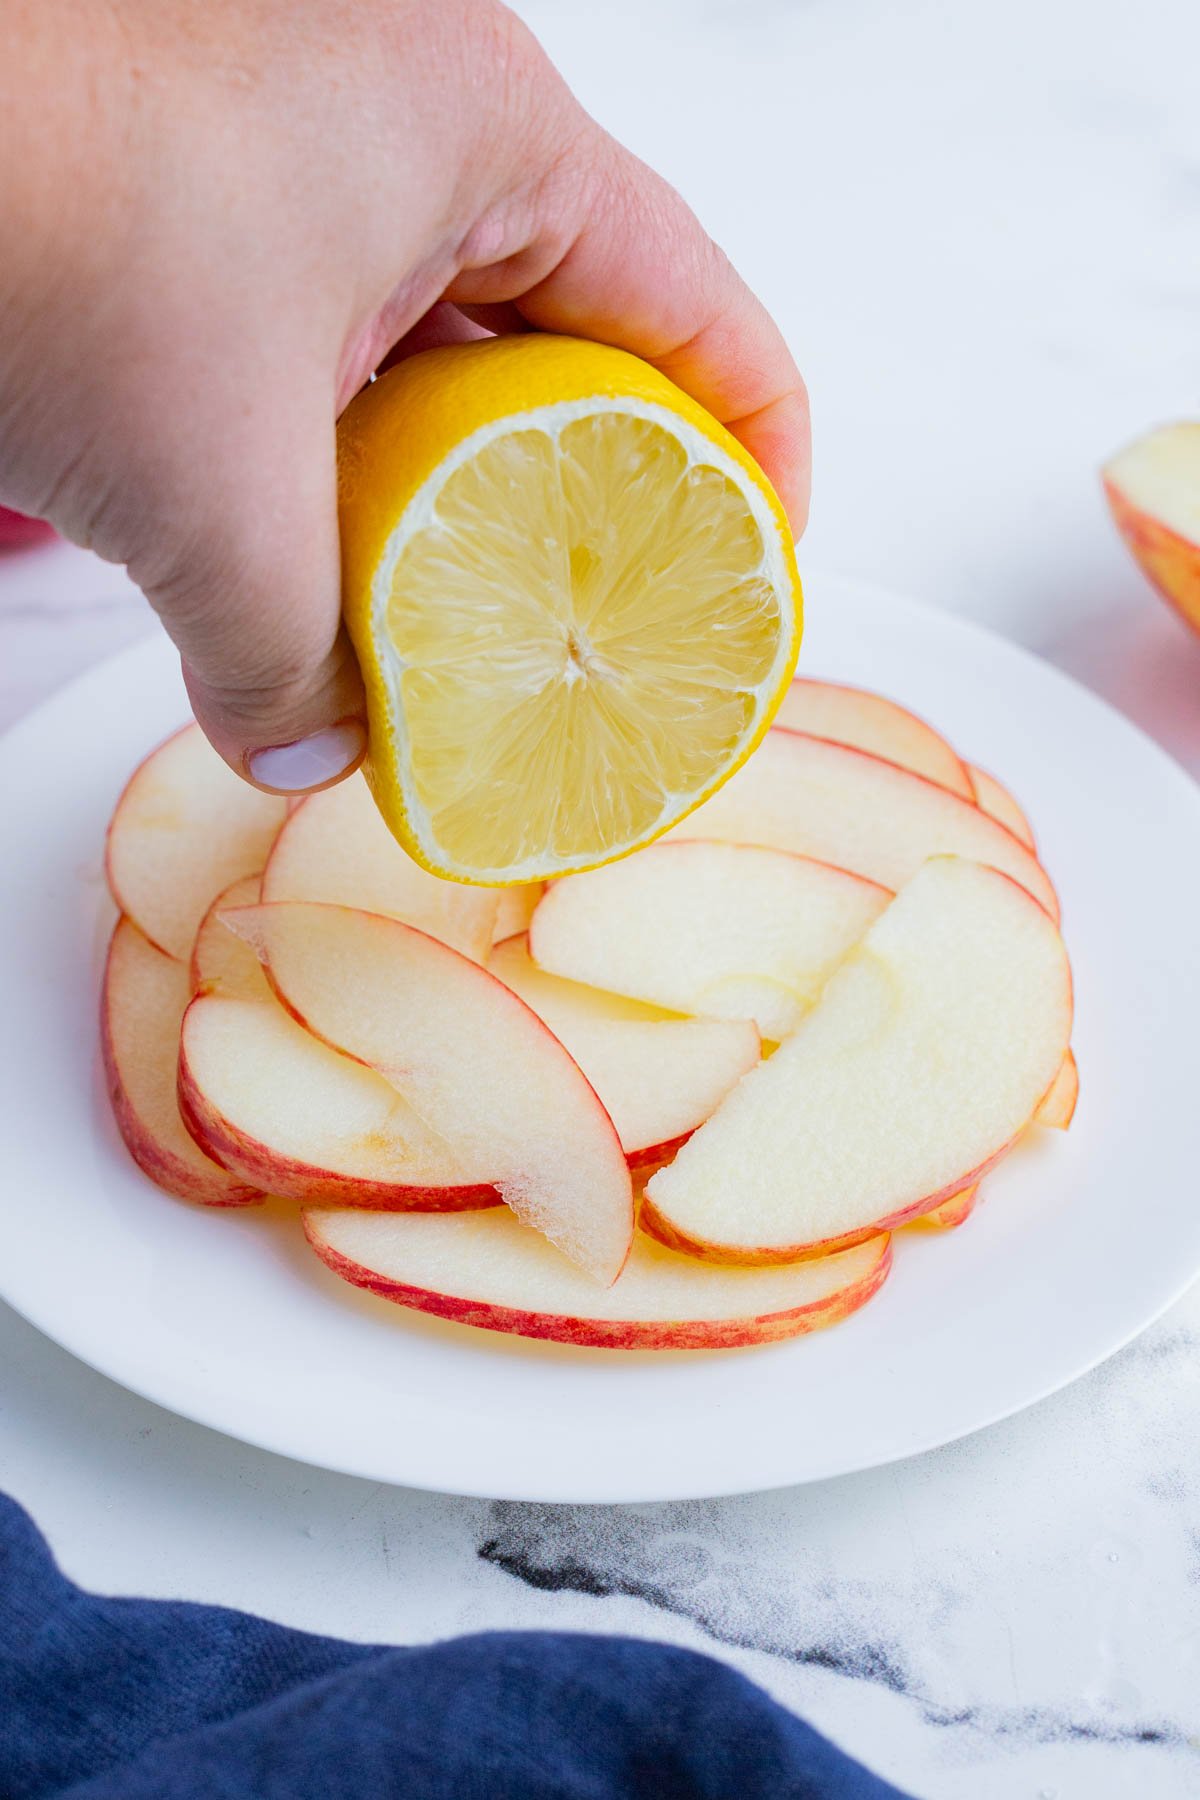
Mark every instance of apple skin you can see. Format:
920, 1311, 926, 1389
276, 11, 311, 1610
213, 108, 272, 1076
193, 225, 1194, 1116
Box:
1104, 474, 1200, 637
906, 1184, 979, 1232
0, 505, 56, 549
302, 1218, 893, 1350
1034, 1049, 1078, 1130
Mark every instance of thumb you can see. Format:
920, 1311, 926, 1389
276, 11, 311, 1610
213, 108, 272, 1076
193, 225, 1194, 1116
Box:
134, 384, 366, 795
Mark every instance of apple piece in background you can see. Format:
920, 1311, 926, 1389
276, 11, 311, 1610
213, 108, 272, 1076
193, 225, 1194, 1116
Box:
488, 933, 759, 1167
491, 882, 545, 945
302, 1205, 892, 1350
101, 915, 262, 1206
967, 764, 1036, 850
0, 505, 56, 549
531, 840, 889, 1042
189, 874, 263, 994
669, 728, 1059, 920
263, 774, 498, 960
643, 858, 1073, 1264
773, 677, 973, 797
1103, 422, 1200, 636
906, 1185, 979, 1232
224, 901, 634, 1283
1034, 1049, 1079, 1131
106, 723, 287, 962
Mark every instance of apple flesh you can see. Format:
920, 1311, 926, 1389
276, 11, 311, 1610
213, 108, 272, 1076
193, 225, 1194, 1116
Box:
105, 724, 287, 963
773, 678, 973, 798
492, 883, 545, 945
224, 901, 634, 1283
644, 857, 1073, 1263
1035, 1049, 1078, 1130
670, 728, 1059, 920
530, 840, 890, 1042
263, 774, 497, 960
1103, 423, 1200, 636
967, 765, 1035, 851
488, 934, 759, 1166
302, 1206, 891, 1349
102, 915, 262, 1206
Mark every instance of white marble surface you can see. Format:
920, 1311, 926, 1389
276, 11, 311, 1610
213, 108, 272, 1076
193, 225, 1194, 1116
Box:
1, 1, 1199, 1794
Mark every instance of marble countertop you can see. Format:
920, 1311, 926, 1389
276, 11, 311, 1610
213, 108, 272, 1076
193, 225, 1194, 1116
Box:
2, 1, 1198, 1795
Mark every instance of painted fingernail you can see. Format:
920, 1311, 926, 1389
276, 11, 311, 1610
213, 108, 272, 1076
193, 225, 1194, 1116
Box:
247, 719, 366, 793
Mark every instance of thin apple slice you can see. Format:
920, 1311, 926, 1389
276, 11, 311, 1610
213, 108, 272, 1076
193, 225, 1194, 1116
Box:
189, 874, 263, 994
1103, 422, 1200, 636
967, 764, 1035, 850
492, 883, 545, 945
1035, 1049, 1079, 1130
263, 774, 497, 960
644, 858, 1072, 1263
224, 901, 634, 1282
106, 724, 287, 962
302, 1207, 891, 1349
670, 729, 1059, 920
774, 678, 973, 798
488, 934, 759, 1166
906, 1185, 979, 1232
102, 915, 262, 1206
531, 840, 890, 1041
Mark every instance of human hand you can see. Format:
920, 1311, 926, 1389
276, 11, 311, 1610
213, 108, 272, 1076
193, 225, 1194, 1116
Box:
0, 0, 809, 792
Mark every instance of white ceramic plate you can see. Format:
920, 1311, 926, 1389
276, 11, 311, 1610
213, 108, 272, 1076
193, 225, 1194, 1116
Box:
1, 572, 1197, 1503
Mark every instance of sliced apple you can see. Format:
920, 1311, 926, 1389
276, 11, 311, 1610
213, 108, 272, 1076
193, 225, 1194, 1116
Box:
670, 729, 1059, 920
644, 858, 1072, 1263
906, 1184, 979, 1232
223, 901, 634, 1282
263, 774, 497, 960
1103, 422, 1200, 636
106, 724, 287, 962
302, 1206, 891, 1350
531, 841, 890, 1041
1035, 1049, 1078, 1130
492, 883, 545, 945
102, 915, 262, 1206
488, 934, 759, 1166
967, 764, 1035, 850
189, 874, 263, 995
774, 677, 973, 797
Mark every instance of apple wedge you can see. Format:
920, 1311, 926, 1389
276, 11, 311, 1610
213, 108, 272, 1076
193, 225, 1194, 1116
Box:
492, 883, 545, 945
531, 841, 890, 1041
643, 858, 1072, 1263
1103, 422, 1200, 636
906, 1185, 979, 1232
670, 729, 1059, 920
488, 934, 759, 1166
967, 764, 1035, 850
106, 724, 287, 961
223, 901, 634, 1282
302, 1207, 891, 1349
180, 884, 502, 1209
263, 774, 497, 960
1034, 1049, 1078, 1130
102, 915, 262, 1206
774, 678, 973, 797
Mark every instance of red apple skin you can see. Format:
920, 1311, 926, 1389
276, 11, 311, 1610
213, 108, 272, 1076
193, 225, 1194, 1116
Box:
1034, 1049, 1078, 1130
0, 506, 56, 549
1104, 477, 1200, 637
906, 1184, 979, 1232
302, 1218, 893, 1350
101, 922, 262, 1207
176, 1015, 502, 1211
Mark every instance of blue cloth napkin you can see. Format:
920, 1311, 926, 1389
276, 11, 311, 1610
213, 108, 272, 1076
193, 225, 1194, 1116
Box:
0, 1492, 914, 1798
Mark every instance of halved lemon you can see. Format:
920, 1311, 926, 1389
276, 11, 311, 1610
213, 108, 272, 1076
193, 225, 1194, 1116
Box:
337, 335, 801, 884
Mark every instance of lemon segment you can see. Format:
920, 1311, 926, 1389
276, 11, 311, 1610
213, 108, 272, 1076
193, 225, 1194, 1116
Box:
338, 336, 801, 884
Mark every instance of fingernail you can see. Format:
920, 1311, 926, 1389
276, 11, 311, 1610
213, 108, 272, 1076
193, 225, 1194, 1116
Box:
247, 719, 366, 793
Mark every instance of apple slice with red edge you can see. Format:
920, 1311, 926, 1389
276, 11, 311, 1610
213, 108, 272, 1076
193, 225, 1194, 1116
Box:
1103, 423, 1200, 636
302, 1206, 891, 1350
669, 729, 1059, 920
263, 774, 497, 960
1034, 1049, 1078, 1130
488, 933, 759, 1167
223, 901, 634, 1282
530, 840, 890, 1042
102, 915, 262, 1206
643, 858, 1072, 1264
773, 678, 973, 797
967, 765, 1035, 850
906, 1184, 979, 1232
180, 884, 501, 1209
106, 723, 286, 961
